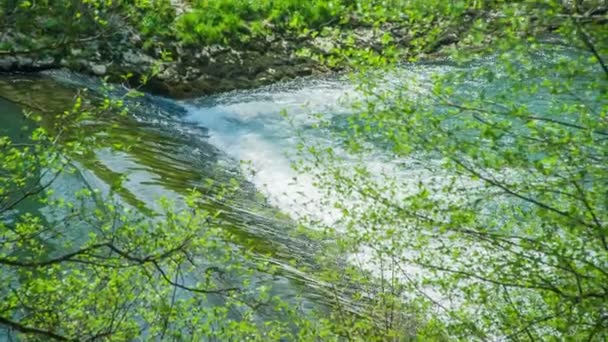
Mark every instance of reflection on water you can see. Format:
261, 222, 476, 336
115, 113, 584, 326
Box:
0, 74, 330, 316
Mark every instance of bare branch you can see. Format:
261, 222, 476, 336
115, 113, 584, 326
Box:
151, 260, 239, 295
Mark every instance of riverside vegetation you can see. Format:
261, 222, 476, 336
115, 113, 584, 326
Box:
1, 0, 479, 97
0, 0, 607, 340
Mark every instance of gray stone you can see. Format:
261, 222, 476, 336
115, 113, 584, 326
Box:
32, 57, 55, 68
208, 45, 227, 56
91, 63, 107, 76
0, 56, 17, 70
16, 57, 34, 67
122, 50, 154, 66
312, 36, 336, 54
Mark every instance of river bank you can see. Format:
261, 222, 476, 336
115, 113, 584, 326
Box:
0, 1, 487, 99
2, 1, 604, 99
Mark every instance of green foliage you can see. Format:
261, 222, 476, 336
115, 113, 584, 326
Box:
3, 0, 608, 340
0, 0, 176, 60
175, 0, 356, 45
129, 0, 176, 40
0, 92, 317, 340
296, 0, 608, 340
174, 0, 457, 46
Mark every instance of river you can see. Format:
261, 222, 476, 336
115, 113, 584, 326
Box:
0, 72, 363, 320
0, 64, 457, 329
1, 45, 603, 338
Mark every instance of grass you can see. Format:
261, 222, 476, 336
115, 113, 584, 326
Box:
174, 0, 356, 45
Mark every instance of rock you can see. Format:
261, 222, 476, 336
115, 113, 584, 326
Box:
434, 33, 459, 49
312, 36, 336, 54
208, 45, 227, 56
0, 56, 17, 71
157, 65, 179, 81
123, 50, 151, 64
70, 48, 83, 57
265, 33, 276, 44
295, 66, 313, 77
0, 4, 425, 100
16, 57, 34, 68
32, 57, 55, 69
353, 27, 377, 46
129, 33, 142, 44
169, 0, 191, 15
195, 49, 211, 60
90, 63, 107, 76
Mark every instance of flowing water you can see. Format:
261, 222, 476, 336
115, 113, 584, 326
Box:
0, 66, 449, 321
0, 73, 363, 315
1, 46, 602, 331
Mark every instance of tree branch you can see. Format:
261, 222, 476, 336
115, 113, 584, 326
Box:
0, 243, 108, 267
151, 260, 239, 295
0, 315, 70, 341
574, 18, 608, 80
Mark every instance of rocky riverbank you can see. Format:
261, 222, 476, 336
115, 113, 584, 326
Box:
1, 0, 605, 100
0, 2, 519, 100
0, 23, 416, 99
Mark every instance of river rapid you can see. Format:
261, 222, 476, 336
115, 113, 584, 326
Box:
1, 46, 600, 333
0, 72, 365, 316
0, 61, 463, 327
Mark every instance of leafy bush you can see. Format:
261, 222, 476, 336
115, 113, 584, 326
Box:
175, 0, 355, 45
132, 0, 177, 40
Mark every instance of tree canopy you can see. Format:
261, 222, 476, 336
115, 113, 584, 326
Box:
296, 0, 608, 340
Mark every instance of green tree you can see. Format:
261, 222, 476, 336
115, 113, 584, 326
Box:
297, 0, 608, 340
